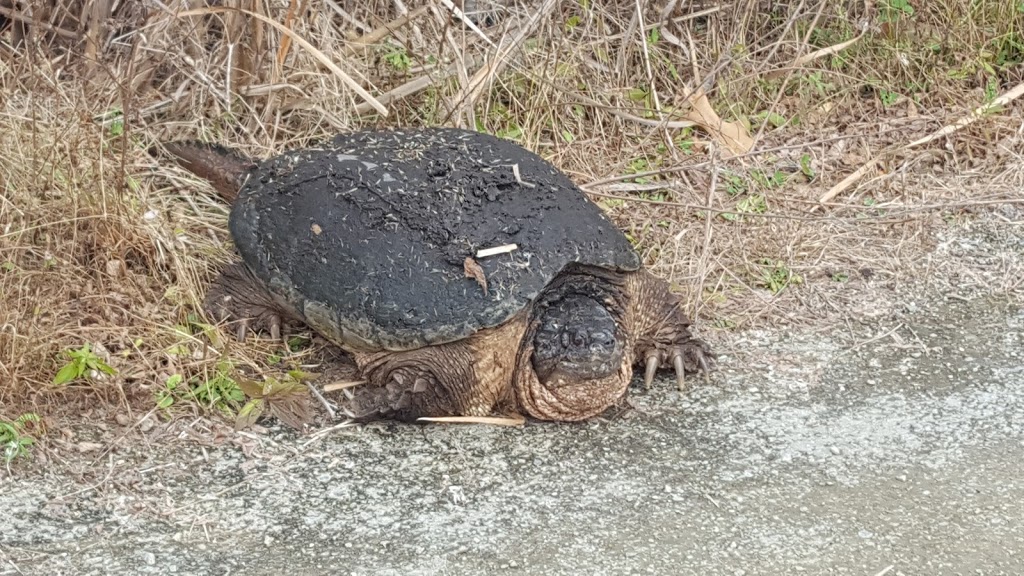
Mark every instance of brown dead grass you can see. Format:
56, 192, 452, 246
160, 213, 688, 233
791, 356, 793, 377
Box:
1, 0, 1023, 424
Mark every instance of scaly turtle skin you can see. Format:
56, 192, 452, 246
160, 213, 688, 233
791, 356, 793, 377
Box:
159, 128, 712, 422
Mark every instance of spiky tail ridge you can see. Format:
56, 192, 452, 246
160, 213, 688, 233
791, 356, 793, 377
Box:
156, 142, 256, 204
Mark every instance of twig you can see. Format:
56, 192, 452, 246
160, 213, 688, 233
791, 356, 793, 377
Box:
476, 244, 518, 258
417, 415, 526, 426
301, 420, 358, 448
322, 380, 365, 392
52, 453, 116, 501
696, 147, 719, 317
439, 0, 495, 47
307, 382, 336, 420
344, 5, 429, 54
634, 0, 674, 155
568, 94, 697, 130
753, 0, 828, 146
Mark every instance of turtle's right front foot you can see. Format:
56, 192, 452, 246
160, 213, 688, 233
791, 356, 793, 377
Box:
204, 262, 291, 342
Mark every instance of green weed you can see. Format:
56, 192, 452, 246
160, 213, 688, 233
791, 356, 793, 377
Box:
1, 413, 41, 465
53, 343, 116, 385
756, 259, 804, 295
156, 362, 246, 417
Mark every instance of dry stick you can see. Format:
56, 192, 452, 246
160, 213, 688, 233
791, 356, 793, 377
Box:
696, 148, 719, 319
757, 0, 807, 71
616, 3, 639, 77
275, 0, 302, 68
768, 31, 864, 79
454, 0, 559, 110
323, 0, 371, 33
426, 3, 475, 124
418, 415, 526, 426
818, 79, 1024, 205
307, 382, 336, 420
175, 6, 389, 116
569, 93, 697, 129
0, 5, 77, 39
605, 5, 723, 42
322, 380, 365, 392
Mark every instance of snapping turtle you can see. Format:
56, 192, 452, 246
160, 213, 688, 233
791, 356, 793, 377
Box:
159, 128, 711, 422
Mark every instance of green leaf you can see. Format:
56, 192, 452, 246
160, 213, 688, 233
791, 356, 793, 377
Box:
157, 394, 175, 409
627, 87, 649, 101
89, 359, 117, 376
53, 363, 81, 385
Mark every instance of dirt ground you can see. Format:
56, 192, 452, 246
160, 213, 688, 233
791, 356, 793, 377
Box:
1, 212, 1021, 575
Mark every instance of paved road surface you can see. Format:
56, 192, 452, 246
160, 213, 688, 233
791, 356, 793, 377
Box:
1, 296, 1022, 575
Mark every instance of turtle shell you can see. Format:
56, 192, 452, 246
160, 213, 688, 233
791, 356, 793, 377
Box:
229, 128, 641, 351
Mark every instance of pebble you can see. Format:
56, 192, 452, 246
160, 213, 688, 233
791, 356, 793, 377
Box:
76, 442, 103, 453
105, 259, 125, 278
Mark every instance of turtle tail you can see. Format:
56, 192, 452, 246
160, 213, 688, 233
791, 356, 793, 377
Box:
154, 141, 256, 204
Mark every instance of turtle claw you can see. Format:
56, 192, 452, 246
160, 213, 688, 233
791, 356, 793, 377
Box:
672, 353, 686, 391
235, 318, 249, 342
204, 262, 295, 345
638, 339, 713, 391
699, 354, 711, 384
643, 353, 660, 389
270, 314, 282, 343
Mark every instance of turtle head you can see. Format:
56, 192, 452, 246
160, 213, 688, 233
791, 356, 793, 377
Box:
513, 268, 632, 421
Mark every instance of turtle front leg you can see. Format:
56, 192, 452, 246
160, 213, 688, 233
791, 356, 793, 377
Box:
204, 262, 299, 342
627, 270, 713, 391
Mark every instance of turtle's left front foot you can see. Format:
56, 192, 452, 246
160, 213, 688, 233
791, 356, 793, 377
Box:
640, 339, 713, 391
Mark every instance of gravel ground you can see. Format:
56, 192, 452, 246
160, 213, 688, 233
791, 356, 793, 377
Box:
1, 219, 1022, 576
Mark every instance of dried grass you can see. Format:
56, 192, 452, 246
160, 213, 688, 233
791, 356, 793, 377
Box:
1, 0, 1022, 421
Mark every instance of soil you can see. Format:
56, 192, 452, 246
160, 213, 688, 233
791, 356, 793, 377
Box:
1, 214, 1021, 576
